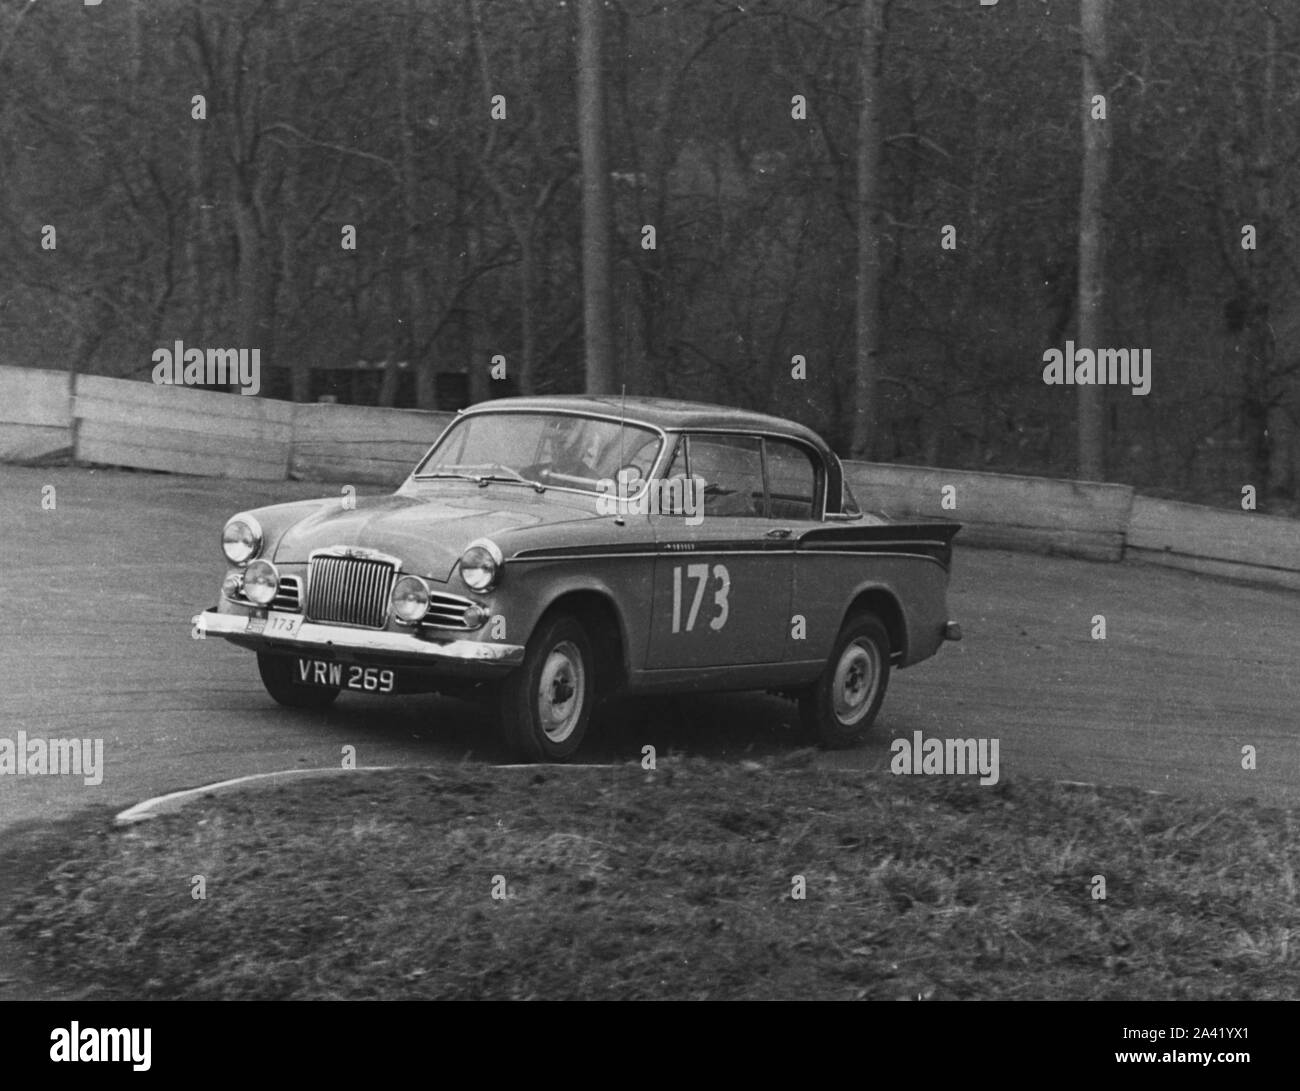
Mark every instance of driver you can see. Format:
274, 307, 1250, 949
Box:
554, 427, 603, 480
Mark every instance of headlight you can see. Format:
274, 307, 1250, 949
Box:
242, 559, 279, 606
459, 539, 503, 592
391, 575, 431, 624
222, 514, 263, 565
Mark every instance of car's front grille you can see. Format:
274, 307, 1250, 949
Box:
425, 591, 476, 630
305, 556, 396, 629
272, 575, 302, 613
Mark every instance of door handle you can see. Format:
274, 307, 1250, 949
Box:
765, 527, 793, 539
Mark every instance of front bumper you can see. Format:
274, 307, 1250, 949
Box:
192, 608, 525, 675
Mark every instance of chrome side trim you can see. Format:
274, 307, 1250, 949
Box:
507, 546, 948, 566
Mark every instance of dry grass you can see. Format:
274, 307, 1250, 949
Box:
1, 757, 1296, 1000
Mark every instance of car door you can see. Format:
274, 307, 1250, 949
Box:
762, 436, 837, 662
645, 433, 791, 669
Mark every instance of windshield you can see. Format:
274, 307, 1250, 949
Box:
416, 412, 663, 494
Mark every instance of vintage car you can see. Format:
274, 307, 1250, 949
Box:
192, 396, 961, 761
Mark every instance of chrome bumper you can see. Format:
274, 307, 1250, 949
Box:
192, 608, 526, 669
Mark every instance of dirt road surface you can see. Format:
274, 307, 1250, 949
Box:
1, 466, 1296, 835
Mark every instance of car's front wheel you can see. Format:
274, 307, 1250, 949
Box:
497, 612, 595, 762
798, 612, 890, 748
257, 652, 341, 709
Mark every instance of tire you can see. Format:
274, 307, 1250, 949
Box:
497, 612, 595, 762
798, 612, 890, 748
257, 652, 340, 709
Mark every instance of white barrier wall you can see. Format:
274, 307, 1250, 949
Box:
0, 366, 72, 461
0, 366, 448, 485
843, 461, 1135, 562
1127, 496, 1300, 592
291, 402, 454, 485
2, 365, 1298, 590
75, 374, 294, 481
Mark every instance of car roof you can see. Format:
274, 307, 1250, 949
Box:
462, 395, 833, 454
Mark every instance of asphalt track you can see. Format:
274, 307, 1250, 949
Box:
2, 465, 1298, 836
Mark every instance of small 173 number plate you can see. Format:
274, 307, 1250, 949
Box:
245, 610, 303, 637
297, 659, 395, 693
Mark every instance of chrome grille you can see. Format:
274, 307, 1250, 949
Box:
424, 591, 476, 630
271, 576, 302, 613
305, 556, 396, 629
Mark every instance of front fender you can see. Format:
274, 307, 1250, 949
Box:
485, 559, 649, 675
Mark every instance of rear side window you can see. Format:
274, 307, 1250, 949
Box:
687, 435, 765, 517
764, 439, 817, 520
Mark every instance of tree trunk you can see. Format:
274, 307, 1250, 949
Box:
276, 1, 310, 403
397, 0, 428, 405
228, 23, 274, 370
1077, 0, 1110, 480
469, 303, 491, 404
187, 120, 210, 349
578, 0, 615, 394
466, 220, 492, 404
518, 231, 537, 394
1242, 12, 1278, 505
377, 362, 400, 407
232, 194, 269, 352
851, 0, 885, 460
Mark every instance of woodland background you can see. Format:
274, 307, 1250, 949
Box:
2, 0, 1297, 508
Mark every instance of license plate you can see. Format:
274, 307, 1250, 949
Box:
246, 611, 303, 637
296, 659, 396, 693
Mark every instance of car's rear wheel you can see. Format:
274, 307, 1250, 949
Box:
497, 613, 595, 762
798, 612, 890, 748
257, 652, 340, 709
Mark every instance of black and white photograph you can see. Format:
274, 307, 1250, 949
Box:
0, 0, 1293, 1049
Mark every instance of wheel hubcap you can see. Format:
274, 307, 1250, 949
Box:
832, 639, 879, 725
537, 640, 585, 743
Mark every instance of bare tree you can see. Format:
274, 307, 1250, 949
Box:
851, 0, 886, 459
578, 0, 615, 394
1077, 0, 1109, 479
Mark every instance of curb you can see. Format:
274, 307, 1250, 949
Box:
112, 763, 627, 826
112, 767, 400, 826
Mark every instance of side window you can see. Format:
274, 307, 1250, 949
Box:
765, 439, 817, 520
689, 435, 765, 517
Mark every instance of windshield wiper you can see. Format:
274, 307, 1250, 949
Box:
426, 465, 546, 493
478, 475, 546, 493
